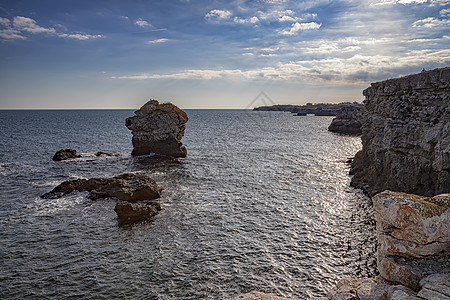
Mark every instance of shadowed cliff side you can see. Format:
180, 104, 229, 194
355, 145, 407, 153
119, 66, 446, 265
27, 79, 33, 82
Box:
350, 67, 450, 197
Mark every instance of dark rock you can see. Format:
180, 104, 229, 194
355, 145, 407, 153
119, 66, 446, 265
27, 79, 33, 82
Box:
328, 105, 365, 135
350, 67, 450, 197
114, 201, 161, 225
126, 100, 188, 158
41, 173, 162, 202
52, 149, 81, 161
95, 151, 118, 157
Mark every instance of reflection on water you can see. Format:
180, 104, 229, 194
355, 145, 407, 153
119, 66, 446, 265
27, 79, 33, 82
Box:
0, 110, 376, 299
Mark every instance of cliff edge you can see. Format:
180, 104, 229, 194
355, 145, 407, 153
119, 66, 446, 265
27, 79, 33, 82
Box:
350, 67, 450, 197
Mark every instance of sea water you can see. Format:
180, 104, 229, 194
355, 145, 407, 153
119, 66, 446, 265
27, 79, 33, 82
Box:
0, 109, 376, 299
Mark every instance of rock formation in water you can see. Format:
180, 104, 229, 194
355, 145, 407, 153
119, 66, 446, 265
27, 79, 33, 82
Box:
125, 100, 188, 157
52, 149, 81, 161
42, 173, 163, 225
328, 105, 365, 135
350, 67, 450, 197
41, 173, 162, 202
114, 200, 161, 225
323, 191, 449, 300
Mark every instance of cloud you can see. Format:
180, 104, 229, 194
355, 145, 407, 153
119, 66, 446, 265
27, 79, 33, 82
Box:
0, 16, 103, 41
135, 18, 153, 28
119, 16, 129, 20
234, 16, 259, 24
110, 45, 449, 83
440, 8, 450, 16
412, 16, 450, 28
13, 16, 56, 34
280, 22, 322, 35
57, 33, 103, 40
372, 0, 427, 5
205, 9, 232, 21
0, 17, 10, 26
146, 38, 168, 44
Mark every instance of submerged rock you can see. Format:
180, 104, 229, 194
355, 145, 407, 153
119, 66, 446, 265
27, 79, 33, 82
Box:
41, 173, 162, 202
125, 100, 188, 157
350, 67, 450, 197
114, 201, 161, 225
52, 149, 81, 161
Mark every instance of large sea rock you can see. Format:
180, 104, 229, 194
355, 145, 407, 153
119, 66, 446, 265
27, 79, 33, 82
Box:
125, 100, 188, 157
41, 173, 162, 202
350, 67, 450, 197
52, 149, 81, 161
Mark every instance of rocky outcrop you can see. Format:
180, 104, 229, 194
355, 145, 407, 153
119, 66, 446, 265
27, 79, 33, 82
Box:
328, 106, 365, 135
373, 191, 449, 290
321, 191, 449, 300
52, 149, 81, 161
114, 200, 161, 225
125, 100, 188, 157
41, 173, 162, 202
350, 67, 450, 197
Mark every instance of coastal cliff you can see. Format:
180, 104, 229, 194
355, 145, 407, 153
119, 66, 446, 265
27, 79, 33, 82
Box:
350, 67, 450, 197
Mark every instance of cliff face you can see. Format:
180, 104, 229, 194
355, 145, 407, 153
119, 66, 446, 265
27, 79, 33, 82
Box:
351, 68, 450, 197
126, 100, 188, 157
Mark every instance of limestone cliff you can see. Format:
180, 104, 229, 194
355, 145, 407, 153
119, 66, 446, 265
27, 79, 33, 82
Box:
350, 67, 450, 197
126, 100, 188, 157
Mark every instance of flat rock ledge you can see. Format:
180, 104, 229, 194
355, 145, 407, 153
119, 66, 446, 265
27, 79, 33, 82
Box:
328, 105, 365, 135
126, 100, 188, 158
41, 173, 163, 225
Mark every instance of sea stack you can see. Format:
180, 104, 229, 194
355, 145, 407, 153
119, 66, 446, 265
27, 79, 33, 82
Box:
125, 100, 188, 157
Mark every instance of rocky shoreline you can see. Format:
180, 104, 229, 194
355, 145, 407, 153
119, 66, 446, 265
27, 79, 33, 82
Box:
236, 68, 450, 299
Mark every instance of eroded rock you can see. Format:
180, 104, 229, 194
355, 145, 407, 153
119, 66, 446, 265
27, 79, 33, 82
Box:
52, 149, 81, 161
41, 173, 162, 202
373, 191, 450, 290
328, 106, 365, 135
114, 201, 161, 225
350, 67, 450, 197
126, 100, 188, 157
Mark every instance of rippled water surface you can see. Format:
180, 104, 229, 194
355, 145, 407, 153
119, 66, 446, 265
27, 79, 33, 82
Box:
0, 109, 376, 299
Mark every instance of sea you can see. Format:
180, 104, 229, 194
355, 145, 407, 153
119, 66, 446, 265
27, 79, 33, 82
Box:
0, 109, 377, 299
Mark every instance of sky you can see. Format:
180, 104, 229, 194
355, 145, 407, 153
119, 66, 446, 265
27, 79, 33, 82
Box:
0, 0, 449, 109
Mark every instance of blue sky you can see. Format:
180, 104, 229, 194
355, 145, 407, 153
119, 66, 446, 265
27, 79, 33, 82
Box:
0, 0, 449, 109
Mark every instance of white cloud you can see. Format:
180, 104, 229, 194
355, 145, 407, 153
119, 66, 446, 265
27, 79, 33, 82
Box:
372, 0, 427, 5
205, 10, 232, 21
135, 18, 153, 28
13, 16, 56, 34
146, 38, 168, 44
119, 16, 129, 20
0, 28, 26, 40
280, 22, 322, 35
412, 16, 450, 28
57, 33, 103, 40
0, 16, 103, 41
440, 8, 450, 16
234, 16, 259, 24
0, 17, 10, 26
430, 0, 450, 5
